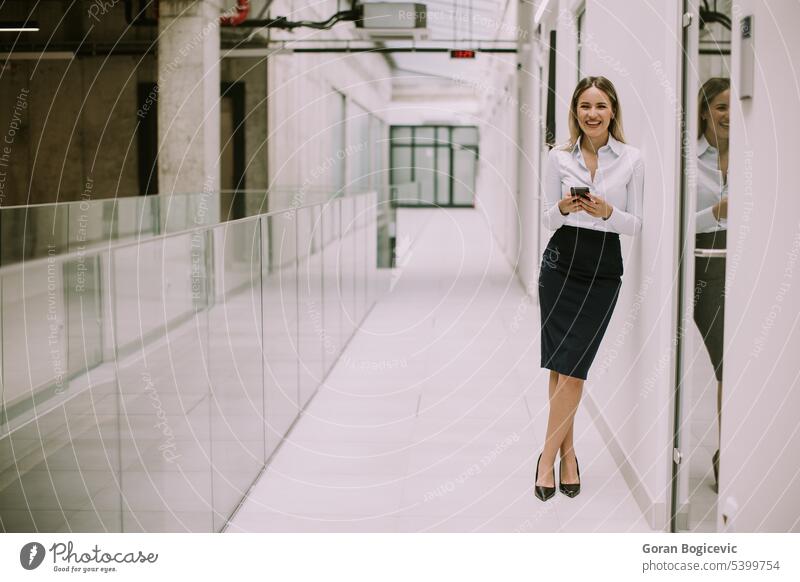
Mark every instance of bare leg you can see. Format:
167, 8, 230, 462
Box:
558, 373, 581, 484
547, 369, 558, 401
559, 406, 580, 485
548, 370, 577, 478
556, 371, 576, 463
537, 372, 584, 487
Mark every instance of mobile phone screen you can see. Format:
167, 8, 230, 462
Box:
570, 187, 591, 200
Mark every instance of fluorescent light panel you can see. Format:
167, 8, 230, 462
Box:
0, 21, 39, 32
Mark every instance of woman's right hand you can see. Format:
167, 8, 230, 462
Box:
558, 194, 582, 216
712, 196, 728, 221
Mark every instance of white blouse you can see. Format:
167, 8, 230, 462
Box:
542, 134, 644, 236
696, 135, 727, 233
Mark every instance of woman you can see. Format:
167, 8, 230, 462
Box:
534, 76, 644, 501
694, 77, 729, 491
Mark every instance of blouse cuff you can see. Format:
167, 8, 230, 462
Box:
696, 206, 719, 232
604, 205, 638, 235
544, 203, 568, 229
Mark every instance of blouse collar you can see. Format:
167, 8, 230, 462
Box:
572, 133, 623, 157
697, 134, 716, 156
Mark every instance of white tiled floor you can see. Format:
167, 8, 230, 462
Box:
227, 208, 658, 533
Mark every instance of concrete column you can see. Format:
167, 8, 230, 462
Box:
157, 0, 221, 226
515, 0, 541, 295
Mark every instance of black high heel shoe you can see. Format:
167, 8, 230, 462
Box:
712, 449, 720, 485
559, 455, 581, 497
534, 453, 556, 501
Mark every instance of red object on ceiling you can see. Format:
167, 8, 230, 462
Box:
220, 0, 250, 26
450, 50, 476, 59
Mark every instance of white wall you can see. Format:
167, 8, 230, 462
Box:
473, 55, 521, 269
721, 0, 800, 532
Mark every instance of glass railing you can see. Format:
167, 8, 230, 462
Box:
0, 190, 382, 532
0, 189, 337, 267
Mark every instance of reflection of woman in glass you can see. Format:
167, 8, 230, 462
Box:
695, 77, 729, 490
535, 76, 644, 501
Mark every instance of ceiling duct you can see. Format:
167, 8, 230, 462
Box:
355, 2, 429, 40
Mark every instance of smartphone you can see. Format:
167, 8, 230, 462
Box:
570, 186, 592, 201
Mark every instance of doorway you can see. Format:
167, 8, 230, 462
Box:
389, 125, 479, 208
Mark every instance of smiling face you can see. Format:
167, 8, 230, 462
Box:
576, 86, 614, 141
703, 89, 730, 142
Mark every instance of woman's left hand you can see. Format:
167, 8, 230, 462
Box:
579, 192, 613, 220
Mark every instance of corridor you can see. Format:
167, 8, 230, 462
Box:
228, 208, 655, 532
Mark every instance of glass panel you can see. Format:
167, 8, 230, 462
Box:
322, 194, 335, 247
361, 196, 370, 319
297, 206, 324, 408
65, 254, 103, 377
414, 127, 435, 145
208, 219, 264, 531
0, 193, 373, 533
113, 231, 197, 354
68, 198, 116, 249
390, 147, 413, 188
116, 232, 212, 532
1, 261, 68, 414
437, 127, 450, 145
364, 194, 375, 309
673, 0, 732, 532
436, 148, 451, 205
451, 126, 479, 146
262, 213, 298, 459
354, 195, 366, 324
452, 147, 477, 205
0, 192, 258, 270
321, 199, 342, 376
116, 195, 158, 240
311, 205, 322, 254
340, 197, 356, 346
0, 249, 121, 533
414, 147, 436, 205
0, 205, 68, 266
0, 379, 121, 532
391, 126, 412, 145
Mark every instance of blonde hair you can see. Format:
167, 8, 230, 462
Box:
563, 76, 626, 149
697, 77, 730, 139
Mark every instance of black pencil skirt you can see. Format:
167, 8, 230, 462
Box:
538, 225, 623, 380
694, 230, 726, 382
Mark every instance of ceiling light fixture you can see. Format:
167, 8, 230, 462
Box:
0, 21, 40, 32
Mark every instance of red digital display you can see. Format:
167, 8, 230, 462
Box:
450, 50, 476, 59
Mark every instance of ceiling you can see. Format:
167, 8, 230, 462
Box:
372, 0, 518, 97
